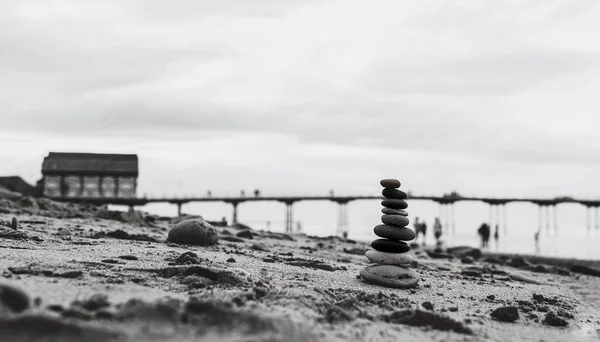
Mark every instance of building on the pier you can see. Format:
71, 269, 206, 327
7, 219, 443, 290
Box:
40, 152, 138, 198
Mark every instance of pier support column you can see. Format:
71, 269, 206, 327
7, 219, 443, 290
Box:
336, 203, 349, 237
586, 206, 591, 231
495, 205, 501, 235
537, 205, 543, 233
285, 203, 294, 234
502, 204, 507, 235
489, 204, 495, 228
595, 207, 599, 230
176, 203, 182, 217
444, 204, 451, 234
553, 205, 558, 235
232, 202, 239, 225
451, 203, 456, 235
545, 206, 551, 236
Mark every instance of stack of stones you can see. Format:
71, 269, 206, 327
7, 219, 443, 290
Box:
359, 178, 420, 288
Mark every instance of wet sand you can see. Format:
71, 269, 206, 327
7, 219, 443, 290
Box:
1, 194, 600, 341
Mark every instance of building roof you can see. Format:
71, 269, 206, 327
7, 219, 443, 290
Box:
0, 176, 39, 196
42, 152, 139, 176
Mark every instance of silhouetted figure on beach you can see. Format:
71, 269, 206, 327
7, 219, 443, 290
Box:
494, 224, 499, 242
240, 190, 245, 197
478, 223, 490, 248
207, 190, 212, 198
330, 189, 334, 196
254, 189, 261, 197
433, 217, 442, 244
414, 217, 422, 242
414, 217, 427, 246
534, 230, 540, 253
266, 220, 271, 230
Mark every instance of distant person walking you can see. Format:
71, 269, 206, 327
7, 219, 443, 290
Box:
478, 223, 491, 248
414, 217, 422, 242
414, 217, 427, 246
433, 217, 442, 244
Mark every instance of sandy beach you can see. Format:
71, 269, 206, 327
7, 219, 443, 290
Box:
1, 192, 600, 342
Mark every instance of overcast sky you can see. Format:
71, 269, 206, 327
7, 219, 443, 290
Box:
2, 1, 600, 244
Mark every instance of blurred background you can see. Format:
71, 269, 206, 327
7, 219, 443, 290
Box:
1, 1, 600, 259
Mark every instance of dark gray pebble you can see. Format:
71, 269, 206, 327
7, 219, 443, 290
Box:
0, 282, 30, 313
381, 215, 410, 227
374, 225, 415, 241
380, 179, 401, 188
382, 188, 407, 199
381, 199, 408, 210
381, 208, 408, 216
371, 239, 410, 253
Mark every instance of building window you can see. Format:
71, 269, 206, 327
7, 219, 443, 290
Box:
117, 176, 136, 198
43, 176, 61, 197
83, 176, 100, 197
101, 176, 116, 197
64, 175, 81, 197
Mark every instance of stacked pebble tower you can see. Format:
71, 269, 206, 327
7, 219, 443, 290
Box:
359, 178, 420, 288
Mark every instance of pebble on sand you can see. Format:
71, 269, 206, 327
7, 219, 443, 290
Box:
365, 249, 413, 266
381, 188, 407, 199
381, 199, 408, 210
381, 215, 410, 227
168, 219, 218, 246
371, 239, 411, 253
0, 282, 30, 313
381, 208, 408, 216
380, 179, 401, 188
359, 264, 420, 288
490, 306, 519, 322
373, 225, 415, 241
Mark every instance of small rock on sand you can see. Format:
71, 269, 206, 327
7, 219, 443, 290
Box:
0, 282, 30, 313
421, 301, 434, 311
236, 230, 253, 239
543, 311, 568, 327
446, 246, 482, 259
251, 243, 269, 252
168, 219, 218, 246
491, 306, 519, 322
508, 256, 533, 268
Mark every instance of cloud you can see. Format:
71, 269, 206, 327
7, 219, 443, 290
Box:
1, 0, 600, 170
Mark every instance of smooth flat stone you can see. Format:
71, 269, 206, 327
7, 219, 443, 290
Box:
374, 224, 415, 241
380, 179, 401, 188
381, 208, 408, 216
168, 219, 218, 246
381, 215, 410, 227
366, 249, 413, 265
371, 239, 410, 253
359, 264, 420, 288
382, 188, 407, 200
381, 199, 408, 210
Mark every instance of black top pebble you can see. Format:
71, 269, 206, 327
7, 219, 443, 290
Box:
380, 179, 401, 188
